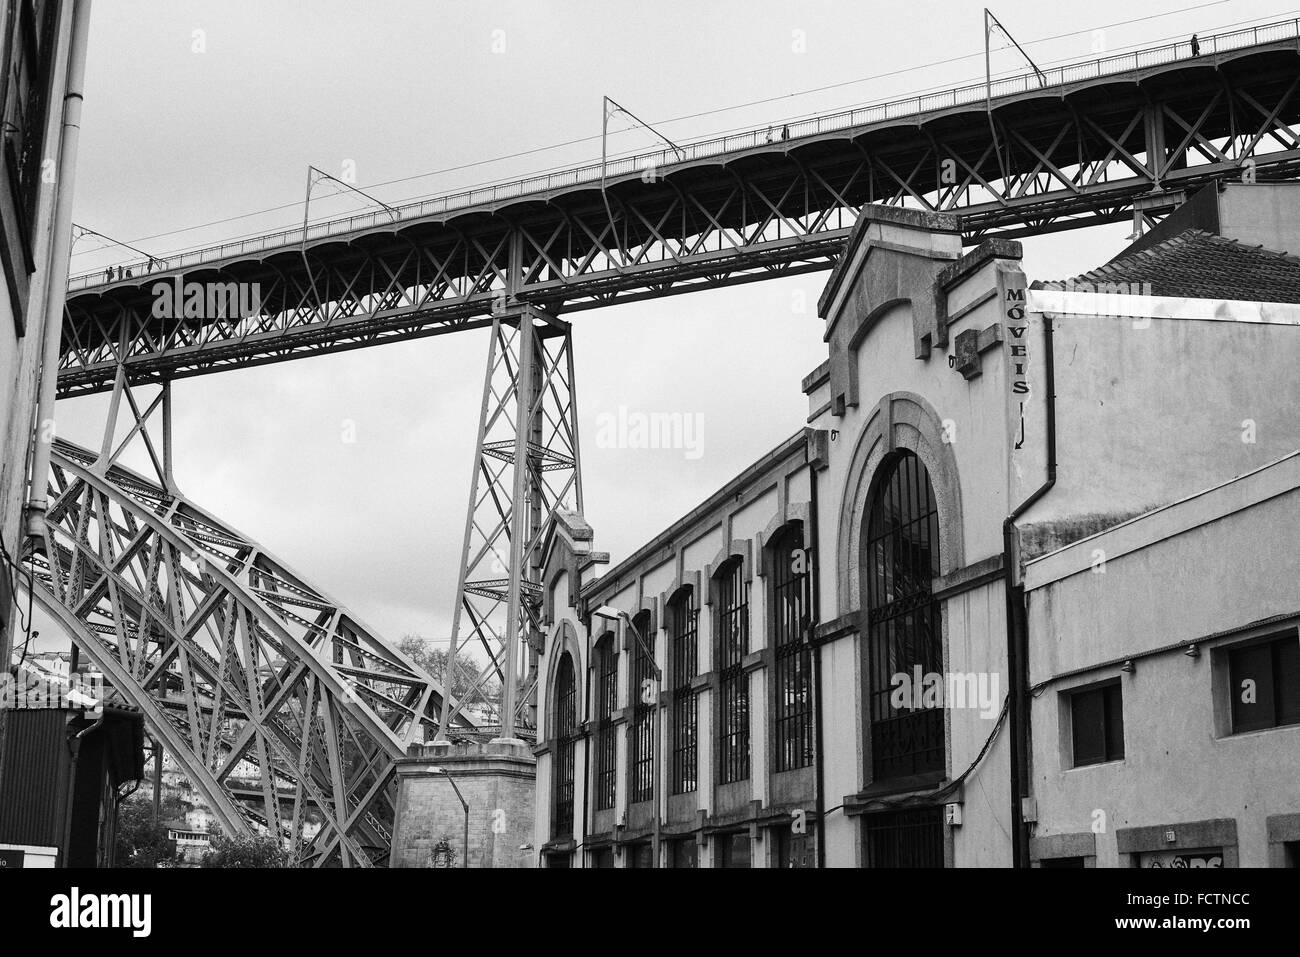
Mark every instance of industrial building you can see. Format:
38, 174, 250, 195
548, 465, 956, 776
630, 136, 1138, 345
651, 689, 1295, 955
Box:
532, 183, 1300, 867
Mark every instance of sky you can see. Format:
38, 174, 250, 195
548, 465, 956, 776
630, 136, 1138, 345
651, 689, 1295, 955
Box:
36, 0, 1295, 655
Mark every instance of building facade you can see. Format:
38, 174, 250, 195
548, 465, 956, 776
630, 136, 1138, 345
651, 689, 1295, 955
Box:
533, 185, 1300, 867
0, 0, 93, 817
0, 1, 90, 680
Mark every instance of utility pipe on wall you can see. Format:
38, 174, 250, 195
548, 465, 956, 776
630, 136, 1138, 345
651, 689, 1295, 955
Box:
26, 0, 93, 544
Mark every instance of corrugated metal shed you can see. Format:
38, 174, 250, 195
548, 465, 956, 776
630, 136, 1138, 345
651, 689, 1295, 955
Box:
0, 709, 73, 850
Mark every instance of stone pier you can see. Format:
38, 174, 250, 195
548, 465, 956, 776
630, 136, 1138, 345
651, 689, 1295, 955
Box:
389, 739, 536, 868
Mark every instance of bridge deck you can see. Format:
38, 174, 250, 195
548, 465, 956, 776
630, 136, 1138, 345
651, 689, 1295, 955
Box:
70, 18, 1299, 289
57, 17, 1300, 394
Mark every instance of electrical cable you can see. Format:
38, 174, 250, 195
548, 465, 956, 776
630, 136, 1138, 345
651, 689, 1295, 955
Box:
877, 694, 1011, 809
71, 1, 1247, 259
0, 529, 35, 665
80, 6, 1270, 265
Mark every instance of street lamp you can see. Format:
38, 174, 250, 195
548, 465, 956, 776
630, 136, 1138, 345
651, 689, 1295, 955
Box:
430, 767, 469, 869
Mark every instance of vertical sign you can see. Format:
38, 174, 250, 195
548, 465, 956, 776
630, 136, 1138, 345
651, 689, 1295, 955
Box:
997, 263, 1032, 496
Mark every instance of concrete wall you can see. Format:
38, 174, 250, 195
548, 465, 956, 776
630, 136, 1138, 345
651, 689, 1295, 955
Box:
390, 741, 536, 869
1024, 456, 1300, 867
1121, 183, 1300, 258
1217, 182, 1300, 253
810, 210, 1024, 867
1017, 305, 1300, 557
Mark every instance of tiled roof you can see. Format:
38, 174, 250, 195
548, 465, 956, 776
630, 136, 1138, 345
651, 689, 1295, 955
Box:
1036, 229, 1300, 304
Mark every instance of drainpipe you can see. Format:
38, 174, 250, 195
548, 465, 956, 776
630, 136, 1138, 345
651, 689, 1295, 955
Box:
653, 684, 662, 866
63, 709, 106, 866
580, 617, 591, 866
26, 0, 92, 544
807, 454, 827, 868
1002, 314, 1056, 869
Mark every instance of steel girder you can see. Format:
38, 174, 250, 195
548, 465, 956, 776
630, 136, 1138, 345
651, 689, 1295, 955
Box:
440, 307, 581, 737
56, 38, 1300, 396
22, 434, 474, 867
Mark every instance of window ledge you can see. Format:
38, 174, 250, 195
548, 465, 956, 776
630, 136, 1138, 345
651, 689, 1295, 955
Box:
845, 771, 949, 814
1065, 758, 1125, 771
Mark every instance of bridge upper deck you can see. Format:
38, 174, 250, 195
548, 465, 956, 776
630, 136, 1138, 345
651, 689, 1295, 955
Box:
68, 18, 1300, 293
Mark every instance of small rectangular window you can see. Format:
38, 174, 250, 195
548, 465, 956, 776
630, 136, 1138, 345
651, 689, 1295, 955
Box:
1228, 633, 1300, 734
1070, 682, 1124, 767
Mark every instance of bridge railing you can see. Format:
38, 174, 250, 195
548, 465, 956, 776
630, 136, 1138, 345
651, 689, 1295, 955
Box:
69, 16, 1300, 290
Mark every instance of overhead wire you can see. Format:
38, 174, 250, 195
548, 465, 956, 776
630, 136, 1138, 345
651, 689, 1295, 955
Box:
0, 530, 36, 666
73, 2, 1273, 262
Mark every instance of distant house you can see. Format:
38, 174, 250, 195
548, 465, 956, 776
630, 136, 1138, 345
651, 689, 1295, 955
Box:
165, 823, 212, 865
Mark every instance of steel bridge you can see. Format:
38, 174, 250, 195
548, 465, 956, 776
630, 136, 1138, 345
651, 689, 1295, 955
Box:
26, 425, 477, 866
58, 19, 1300, 394
23, 17, 1300, 865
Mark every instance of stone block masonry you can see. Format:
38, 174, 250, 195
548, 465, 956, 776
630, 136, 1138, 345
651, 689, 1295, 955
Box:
390, 740, 536, 868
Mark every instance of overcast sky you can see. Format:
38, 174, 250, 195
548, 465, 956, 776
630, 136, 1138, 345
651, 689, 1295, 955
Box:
40, 0, 1290, 653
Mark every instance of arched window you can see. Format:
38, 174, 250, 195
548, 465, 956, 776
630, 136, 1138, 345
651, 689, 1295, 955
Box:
593, 633, 618, 811
628, 611, 655, 804
771, 524, 814, 771
552, 652, 578, 838
865, 450, 943, 781
715, 558, 750, 783
669, 588, 699, 795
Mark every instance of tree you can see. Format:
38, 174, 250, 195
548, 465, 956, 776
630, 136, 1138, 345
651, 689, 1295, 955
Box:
398, 635, 500, 704
114, 796, 183, 868
200, 831, 288, 868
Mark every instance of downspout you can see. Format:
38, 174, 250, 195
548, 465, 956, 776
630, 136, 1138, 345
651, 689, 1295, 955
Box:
62, 709, 105, 866
580, 616, 591, 866
653, 678, 662, 866
1002, 313, 1056, 869
25, 0, 92, 544
808, 454, 827, 868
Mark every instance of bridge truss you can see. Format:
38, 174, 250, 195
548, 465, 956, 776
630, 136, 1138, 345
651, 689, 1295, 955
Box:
22, 377, 475, 866
439, 306, 581, 740
56, 23, 1300, 396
